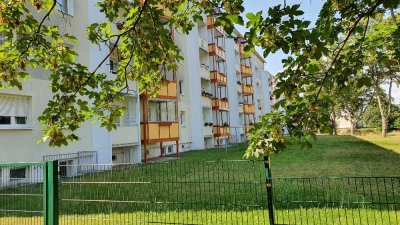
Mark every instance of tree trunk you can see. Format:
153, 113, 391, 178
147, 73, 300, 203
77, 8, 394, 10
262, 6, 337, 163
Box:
382, 118, 388, 137
332, 109, 337, 135
350, 121, 356, 136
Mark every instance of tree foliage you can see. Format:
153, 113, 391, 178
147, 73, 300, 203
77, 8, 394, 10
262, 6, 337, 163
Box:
0, 0, 399, 155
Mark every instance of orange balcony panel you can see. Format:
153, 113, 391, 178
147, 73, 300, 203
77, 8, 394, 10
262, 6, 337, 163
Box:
141, 122, 179, 143
208, 44, 226, 60
242, 85, 254, 95
241, 65, 252, 76
240, 45, 245, 56
245, 124, 253, 133
244, 104, 255, 114
207, 17, 224, 34
213, 126, 231, 137
212, 99, 229, 111
139, 0, 172, 19
210, 71, 227, 86
157, 81, 177, 99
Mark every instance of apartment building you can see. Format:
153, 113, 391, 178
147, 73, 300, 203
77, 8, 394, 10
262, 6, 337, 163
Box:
0, 2, 273, 172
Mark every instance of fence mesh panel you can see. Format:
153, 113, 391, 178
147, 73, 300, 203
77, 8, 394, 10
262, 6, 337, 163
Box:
271, 177, 400, 225
59, 161, 268, 225
0, 163, 45, 225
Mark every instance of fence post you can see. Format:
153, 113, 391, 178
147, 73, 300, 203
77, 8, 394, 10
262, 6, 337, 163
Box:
45, 160, 59, 225
264, 156, 275, 225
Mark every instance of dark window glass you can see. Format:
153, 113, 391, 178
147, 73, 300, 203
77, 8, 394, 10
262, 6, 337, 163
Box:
0, 116, 11, 125
15, 117, 27, 125
10, 168, 26, 179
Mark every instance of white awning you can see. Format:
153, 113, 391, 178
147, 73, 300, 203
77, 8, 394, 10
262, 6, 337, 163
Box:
0, 94, 30, 117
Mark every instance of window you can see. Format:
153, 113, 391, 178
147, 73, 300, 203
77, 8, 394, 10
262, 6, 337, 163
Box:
109, 59, 118, 74
180, 111, 185, 126
0, 94, 31, 128
148, 101, 177, 122
115, 96, 136, 127
163, 145, 174, 154
58, 0, 73, 15
10, 167, 26, 180
179, 80, 184, 95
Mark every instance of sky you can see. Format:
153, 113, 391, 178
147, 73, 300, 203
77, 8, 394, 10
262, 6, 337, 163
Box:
238, 0, 400, 104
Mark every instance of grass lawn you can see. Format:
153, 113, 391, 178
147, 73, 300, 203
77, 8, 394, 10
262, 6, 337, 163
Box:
180, 134, 400, 177
1, 134, 399, 224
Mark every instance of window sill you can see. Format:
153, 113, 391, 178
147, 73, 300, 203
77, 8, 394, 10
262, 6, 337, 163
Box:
0, 126, 33, 130
57, 9, 74, 17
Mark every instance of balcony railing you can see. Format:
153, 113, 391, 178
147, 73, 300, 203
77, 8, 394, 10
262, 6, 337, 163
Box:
242, 85, 254, 95
240, 45, 245, 56
210, 71, 227, 86
244, 104, 255, 114
207, 16, 224, 34
198, 36, 208, 52
208, 44, 226, 60
141, 122, 179, 143
241, 65, 252, 76
212, 99, 229, 111
158, 81, 177, 99
213, 126, 231, 137
245, 124, 253, 133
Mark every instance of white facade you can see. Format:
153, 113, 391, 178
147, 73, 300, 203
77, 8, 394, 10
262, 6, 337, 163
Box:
0, 3, 273, 165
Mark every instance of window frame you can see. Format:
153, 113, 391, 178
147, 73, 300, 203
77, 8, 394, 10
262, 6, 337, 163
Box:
10, 167, 27, 180
58, 0, 74, 16
0, 94, 32, 129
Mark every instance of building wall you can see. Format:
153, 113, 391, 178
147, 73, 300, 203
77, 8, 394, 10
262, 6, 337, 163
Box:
0, 7, 273, 164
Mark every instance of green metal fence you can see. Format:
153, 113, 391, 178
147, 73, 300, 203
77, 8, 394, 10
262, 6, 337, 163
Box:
58, 160, 268, 225
0, 162, 58, 225
1, 160, 399, 225
270, 176, 400, 225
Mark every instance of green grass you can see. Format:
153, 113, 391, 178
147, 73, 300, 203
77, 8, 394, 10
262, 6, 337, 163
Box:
180, 135, 400, 177
1, 134, 399, 224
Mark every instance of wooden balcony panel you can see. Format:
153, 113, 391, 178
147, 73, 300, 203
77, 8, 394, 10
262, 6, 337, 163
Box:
213, 126, 231, 137
141, 122, 179, 143
244, 104, 255, 114
241, 65, 252, 76
208, 44, 226, 60
207, 17, 224, 34
157, 82, 177, 100
242, 85, 254, 95
212, 99, 229, 111
210, 71, 227, 86
240, 45, 245, 56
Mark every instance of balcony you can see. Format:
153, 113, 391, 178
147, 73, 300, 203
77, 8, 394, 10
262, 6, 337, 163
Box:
208, 44, 226, 60
212, 99, 229, 111
245, 124, 253, 133
141, 122, 179, 144
240, 45, 245, 56
234, 43, 240, 53
200, 65, 210, 80
204, 125, 213, 137
112, 125, 139, 146
244, 104, 255, 114
139, 1, 172, 19
198, 36, 208, 52
213, 126, 231, 137
207, 16, 224, 35
202, 96, 212, 108
238, 104, 244, 113
157, 81, 177, 99
236, 63, 241, 73
237, 84, 242, 93
210, 71, 227, 86
242, 85, 254, 95
241, 65, 252, 76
